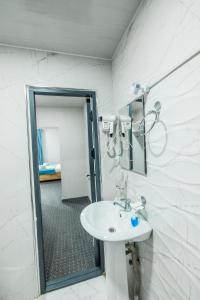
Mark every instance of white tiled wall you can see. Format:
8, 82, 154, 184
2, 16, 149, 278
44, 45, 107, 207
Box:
112, 0, 200, 299
0, 46, 114, 300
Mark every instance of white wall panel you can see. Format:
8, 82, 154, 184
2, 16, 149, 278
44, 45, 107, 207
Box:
0, 46, 113, 300
112, 1, 200, 299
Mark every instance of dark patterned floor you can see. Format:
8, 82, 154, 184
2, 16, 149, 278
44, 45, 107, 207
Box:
40, 181, 96, 282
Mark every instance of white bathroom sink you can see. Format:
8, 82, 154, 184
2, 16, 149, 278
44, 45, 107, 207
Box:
81, 200, 152, 300
80, 200, 152, 242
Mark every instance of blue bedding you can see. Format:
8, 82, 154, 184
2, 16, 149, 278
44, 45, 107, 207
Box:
39, 163, 57, 175
39, 168, 56, 175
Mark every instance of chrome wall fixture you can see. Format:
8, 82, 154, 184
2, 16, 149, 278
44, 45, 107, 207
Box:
132, 50, 200, 96
131, 101, 162, 137
130, 82, 150, 95
139, 101, 162, 135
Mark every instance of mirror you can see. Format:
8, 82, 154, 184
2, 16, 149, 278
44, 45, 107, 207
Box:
119, 96, 147, 175
118, 105, 132, 170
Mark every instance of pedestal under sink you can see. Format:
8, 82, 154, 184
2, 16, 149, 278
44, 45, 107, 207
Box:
80, 201, 152, 300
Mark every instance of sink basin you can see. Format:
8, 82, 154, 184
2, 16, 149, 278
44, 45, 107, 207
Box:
80, 200, 152, 300
80, 200, 152, 242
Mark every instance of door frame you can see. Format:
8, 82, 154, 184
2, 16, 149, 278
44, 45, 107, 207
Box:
26, 86, 104, 294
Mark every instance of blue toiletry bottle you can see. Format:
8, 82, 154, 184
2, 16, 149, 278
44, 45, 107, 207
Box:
131, 216, 139, 227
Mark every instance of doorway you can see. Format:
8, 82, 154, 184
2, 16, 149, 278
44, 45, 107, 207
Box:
27, 87, 104, 294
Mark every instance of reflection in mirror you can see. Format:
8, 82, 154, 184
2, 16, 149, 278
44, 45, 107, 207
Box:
130, 97, 146, 174
118, 105, 131, 170
119, 96, 147, 175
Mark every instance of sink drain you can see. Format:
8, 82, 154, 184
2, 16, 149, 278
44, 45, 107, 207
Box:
108, 227, 116, 233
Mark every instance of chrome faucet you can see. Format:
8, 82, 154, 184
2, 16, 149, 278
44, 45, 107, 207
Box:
113, 198, 132, 212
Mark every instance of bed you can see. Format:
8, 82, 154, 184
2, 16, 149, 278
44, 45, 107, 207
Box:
39, 163, 61, 182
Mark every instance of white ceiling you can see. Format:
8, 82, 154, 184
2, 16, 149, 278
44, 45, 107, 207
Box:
0, 0, 140, 59
36, 95, 86, 108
